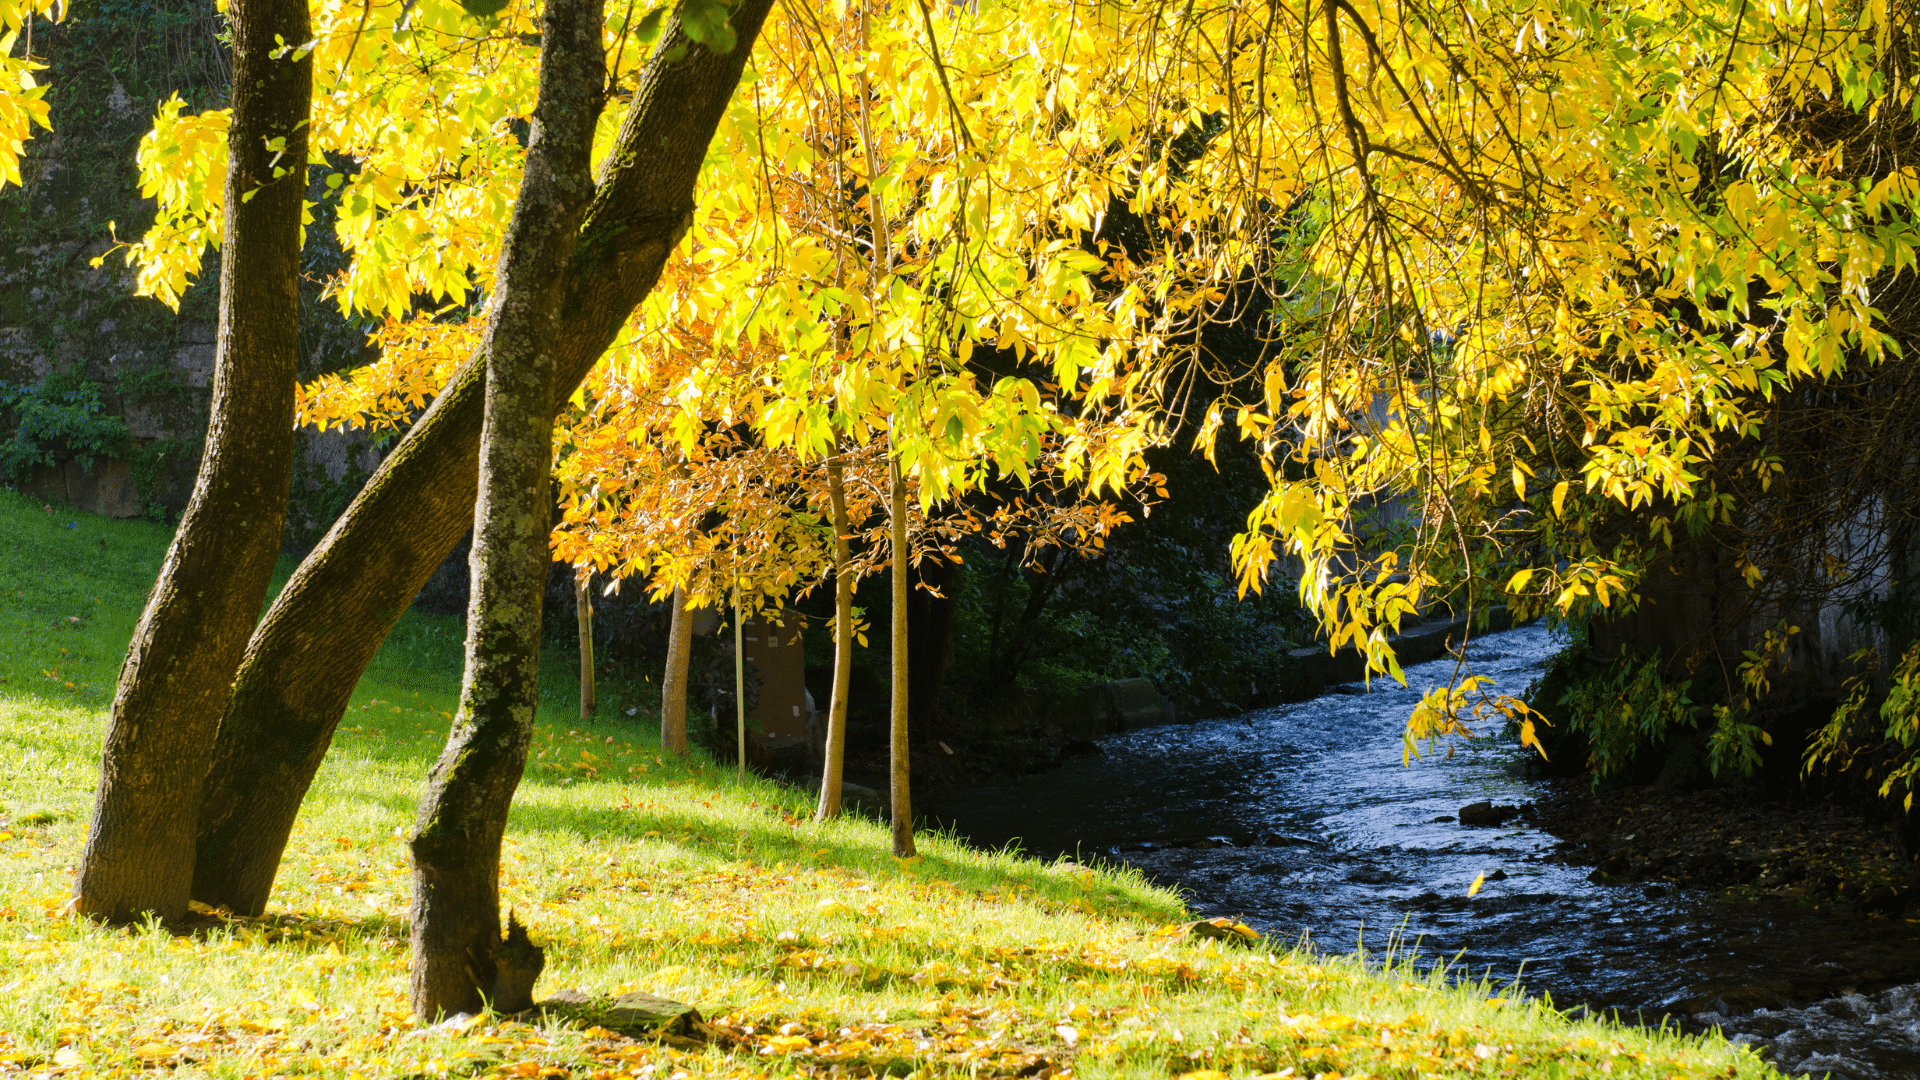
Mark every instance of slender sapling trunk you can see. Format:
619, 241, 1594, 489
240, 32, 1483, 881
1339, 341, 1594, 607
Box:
815, 457, 854, 821
888, 454, 916, 857
661, 586, 692, 756
576, 570, 594, 720
734, 585, 746, 779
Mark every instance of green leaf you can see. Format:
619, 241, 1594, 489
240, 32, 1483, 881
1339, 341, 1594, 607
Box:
632, 6, 667, 43
460, 0, 512, 22
680, 0, 737, 54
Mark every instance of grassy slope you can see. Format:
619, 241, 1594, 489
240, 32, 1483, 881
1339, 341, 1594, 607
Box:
0, 490, 1777, 1079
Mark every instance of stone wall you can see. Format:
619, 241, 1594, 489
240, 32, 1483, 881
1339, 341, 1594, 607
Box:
0, 0, 380, 536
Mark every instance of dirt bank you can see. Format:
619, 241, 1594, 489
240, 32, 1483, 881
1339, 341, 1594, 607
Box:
1528, 780, 1920, 913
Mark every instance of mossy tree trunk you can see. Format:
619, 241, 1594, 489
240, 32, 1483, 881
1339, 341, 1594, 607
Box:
661, 586, 693, 756
189, 0, 776, 916
408, 0, 602, 1019
72, 0, 309, 925
815, 457, 854, 821
888, 455, 916, 858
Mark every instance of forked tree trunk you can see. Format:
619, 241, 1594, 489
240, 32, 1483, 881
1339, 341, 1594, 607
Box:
408, 0, 602, 1019
660, 586, 692, 756
814, 458, 854, 821
190, 0, 777, 916
73, 0, 309, 925
888, 455, 916, 858
576, 570, 594, 720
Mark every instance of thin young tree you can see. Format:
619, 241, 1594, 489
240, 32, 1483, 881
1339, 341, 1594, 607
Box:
886, 455, 915, 857
575, 569, 594, 720
73, 0, 309, 924
814, 456, 854, 820
660, 586, 693, 756
407, 0, 602, 1018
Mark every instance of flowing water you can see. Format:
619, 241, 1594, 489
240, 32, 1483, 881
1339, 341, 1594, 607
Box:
923, 624, 1920, 1079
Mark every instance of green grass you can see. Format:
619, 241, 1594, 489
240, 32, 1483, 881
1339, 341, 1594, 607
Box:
0, 489, 1782, 1078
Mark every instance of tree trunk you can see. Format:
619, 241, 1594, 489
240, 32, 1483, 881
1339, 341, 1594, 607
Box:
733, 586, 747, 779
576, 570, 594, 720
660, 586, 692, 756
190, 0, 777, 916
72, 0, 309, 925
888, 455, 916, 857
815, 458, 853, 821
409, 0, 602, 1019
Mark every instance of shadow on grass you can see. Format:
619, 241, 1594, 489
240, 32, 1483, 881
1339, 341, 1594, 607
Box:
315, 752, 1174, 924
174, 906, 410, 950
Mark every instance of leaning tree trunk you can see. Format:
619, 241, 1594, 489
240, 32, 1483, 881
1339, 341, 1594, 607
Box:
72, 0, 309, 925
660, 586, 693, 756
408, 0, 602, 1019
888, 455, 916, 858
190, 0, 777, 916
815, 457, 854, 821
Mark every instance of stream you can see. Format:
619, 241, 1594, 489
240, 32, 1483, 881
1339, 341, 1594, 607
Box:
923, 624, 1920, 1079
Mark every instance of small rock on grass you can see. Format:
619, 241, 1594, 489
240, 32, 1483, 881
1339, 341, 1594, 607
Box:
540, 988, 704, 1036
1185, 917, 1261, 945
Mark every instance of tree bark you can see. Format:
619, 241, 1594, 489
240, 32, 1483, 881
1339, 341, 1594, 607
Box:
888, 455, 916, 858
660, 586, 692, 756
409, 0, 602, 1019
191, 0, 777, 915
815, 458, 853, 821
72, 0, 309, 925
576, 570, 595, 720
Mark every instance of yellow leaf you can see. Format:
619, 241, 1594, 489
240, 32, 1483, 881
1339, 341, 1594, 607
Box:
1506, 568, 1534, 594
1467, 872, 1486, 897
1551, 481, 1570, 519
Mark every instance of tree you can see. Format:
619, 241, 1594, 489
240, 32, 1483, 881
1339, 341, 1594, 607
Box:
184, 0, 778, 916
660, 586, 693, 755
815, 456, 853, 820
409, 0, 603, 1017
1172, 0, 1920, 766
575, 569, 595, 720
138, 0, 1166, 915
0, 0, 61, 189
73, 0, 310, 924
296, 0, 1171, 830
886, 456, 913, 856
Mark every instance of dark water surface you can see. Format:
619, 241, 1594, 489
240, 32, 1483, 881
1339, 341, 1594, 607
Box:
923, 625, 1920, 1079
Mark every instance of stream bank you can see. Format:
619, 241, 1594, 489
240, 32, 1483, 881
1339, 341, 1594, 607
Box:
924, 622, 1920, 1079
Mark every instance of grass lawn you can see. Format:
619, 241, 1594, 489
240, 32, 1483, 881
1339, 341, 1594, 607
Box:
0, 490, 1779, 1078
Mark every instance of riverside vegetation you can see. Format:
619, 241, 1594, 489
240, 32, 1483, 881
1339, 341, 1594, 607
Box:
0, 495, 1789, 1078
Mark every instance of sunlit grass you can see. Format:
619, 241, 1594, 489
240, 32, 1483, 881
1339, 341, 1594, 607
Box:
0, 491, 1782, 1078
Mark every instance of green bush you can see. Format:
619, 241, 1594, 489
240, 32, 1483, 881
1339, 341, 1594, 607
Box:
0, 368, 131, 483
